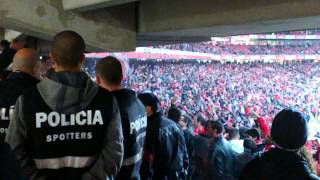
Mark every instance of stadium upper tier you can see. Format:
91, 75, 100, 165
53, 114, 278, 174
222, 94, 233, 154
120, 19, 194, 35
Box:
158, 43, 320, 55
86, 30, 320, 62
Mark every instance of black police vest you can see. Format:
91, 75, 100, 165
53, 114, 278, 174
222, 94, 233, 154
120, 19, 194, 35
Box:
113, 89, 147, 180
22, 87, 114, 159
0, 82, 23, 142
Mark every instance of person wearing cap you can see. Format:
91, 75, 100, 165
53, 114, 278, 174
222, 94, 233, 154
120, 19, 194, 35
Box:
0, 40, 16, 70
240, 109, 320, 180
138, 93, 189, 180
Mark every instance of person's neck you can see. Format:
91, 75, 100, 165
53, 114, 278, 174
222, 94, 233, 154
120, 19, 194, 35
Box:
13, 69, 34, 78
104, 84, 122, 92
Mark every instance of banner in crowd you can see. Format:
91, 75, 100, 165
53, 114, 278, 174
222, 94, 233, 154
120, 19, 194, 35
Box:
85, 47, 320, 62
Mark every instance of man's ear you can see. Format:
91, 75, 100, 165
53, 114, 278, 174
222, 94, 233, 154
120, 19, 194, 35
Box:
96, 74, 102, 85
80, 54, 85, 64
49, 51, 56, 64
146, 106, 152, 116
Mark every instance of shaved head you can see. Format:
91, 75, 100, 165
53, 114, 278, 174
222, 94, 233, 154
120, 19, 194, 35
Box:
13, 48, 40, 77
51, 30, 85, 68
96, 56, 123, 86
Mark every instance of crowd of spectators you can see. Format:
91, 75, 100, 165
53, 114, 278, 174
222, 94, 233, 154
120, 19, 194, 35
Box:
158, 42, 320, 55
121, 60, 320, 128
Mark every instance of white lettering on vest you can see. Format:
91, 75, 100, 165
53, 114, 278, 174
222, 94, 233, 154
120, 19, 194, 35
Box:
92, 111, 103, 125
36, 113, 47, 128
1, 106, 14, 121
76, 111, 86, 125
61, 114, 70, 126
36, 110, 104, 128
130, 116, 147, 134
48, 112, 60, 127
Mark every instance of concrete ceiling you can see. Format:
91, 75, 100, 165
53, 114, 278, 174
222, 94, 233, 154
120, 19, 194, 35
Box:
62, 0, 138, 12
2, 0, 320, 51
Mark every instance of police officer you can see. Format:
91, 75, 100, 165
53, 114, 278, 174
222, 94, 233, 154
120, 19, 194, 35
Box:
0, 48, 40, 179
6, 31, 124, 180
138, 93, 189, 180
96, 56, 147, 180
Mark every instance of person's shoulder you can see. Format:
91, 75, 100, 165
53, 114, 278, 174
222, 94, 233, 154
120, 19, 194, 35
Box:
0, 80, 22, 101
112, 88, 139, 103
239, 153, 263, 179
96, 87, 113, 97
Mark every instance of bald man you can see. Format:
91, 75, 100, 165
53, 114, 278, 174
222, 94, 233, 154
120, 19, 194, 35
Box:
0, 48, 40, 179
6, 31, 123, 180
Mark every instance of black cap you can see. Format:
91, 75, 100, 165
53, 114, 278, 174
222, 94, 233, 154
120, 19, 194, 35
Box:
138, 93, 160, 113
243, 138, 257, 152
271, 109, 308, 151
246, 128, 261, 140
0, 40, 10, 48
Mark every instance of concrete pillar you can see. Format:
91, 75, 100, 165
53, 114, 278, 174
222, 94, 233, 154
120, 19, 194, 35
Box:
0, 0, 136, 52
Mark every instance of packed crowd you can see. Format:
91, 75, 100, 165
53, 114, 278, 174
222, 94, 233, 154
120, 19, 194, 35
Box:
158, 43, 320, 55
117, 60, 318, 127
1, 30, 320, 180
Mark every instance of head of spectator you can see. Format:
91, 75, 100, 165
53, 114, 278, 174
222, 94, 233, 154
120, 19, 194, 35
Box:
95, 56, 123, 91
225, 128, 240, 141
206, 120, 224, 139
138, 92, 161, 117
10, 39, 25, 51
49, 30, 85, 72
180, 114, 193, 130
239, 127, 250, 139
243, 138, 257, 154
0, 40, 10, 52
167, 106, 182, 123
12, 48, 40, 79
246, 128, 261, 142
271, 109, 308, 152
193, 114, 206, 129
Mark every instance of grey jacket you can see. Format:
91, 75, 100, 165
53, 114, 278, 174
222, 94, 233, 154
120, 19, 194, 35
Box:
6, 72, 124, 180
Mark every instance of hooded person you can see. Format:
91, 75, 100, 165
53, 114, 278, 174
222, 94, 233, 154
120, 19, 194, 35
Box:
240, 109, 320, 180
6, 31, 124, 180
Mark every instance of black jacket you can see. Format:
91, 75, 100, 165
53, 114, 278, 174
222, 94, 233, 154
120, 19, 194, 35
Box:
141, 112, 189, 180
6, 72, 123, 180
183, 129, 195, 172
192, 134, 210, 180
113, 89, 147, 180
240, 148, 320, 180
0, 72, 39, 180
0, 71, 39, 110
207, 136, 238, 180
0, 47, 16, 69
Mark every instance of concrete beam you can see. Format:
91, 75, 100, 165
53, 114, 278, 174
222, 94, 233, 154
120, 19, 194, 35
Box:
137, 35, 210, 47
62, 0, 138, 12
139, 0, 320, 37
0, 28, 4, 40
0, 0, 136, 52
